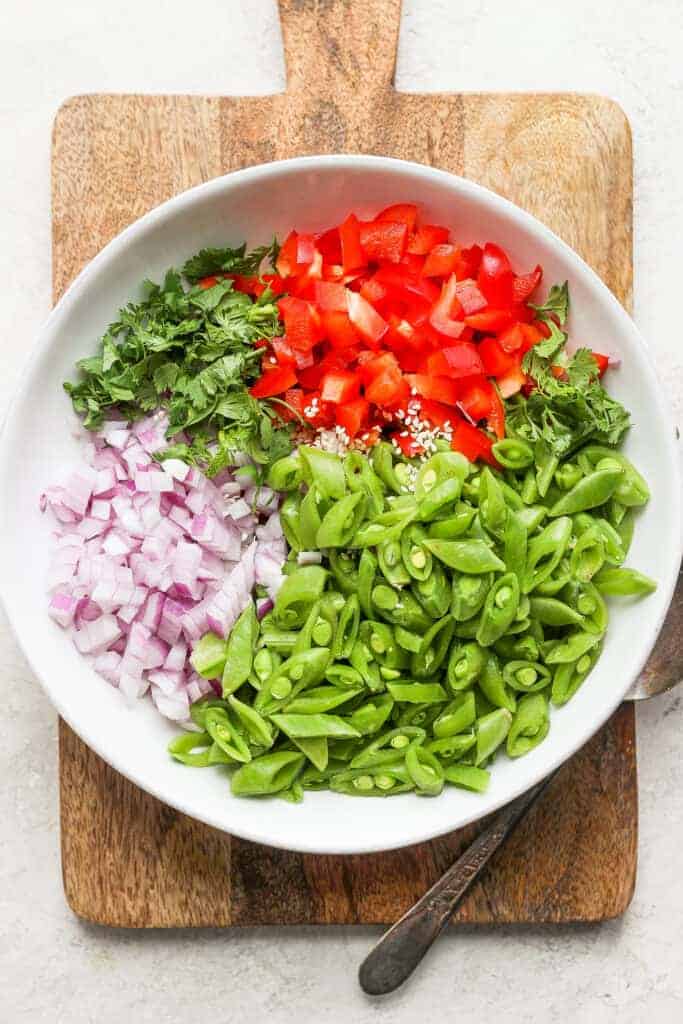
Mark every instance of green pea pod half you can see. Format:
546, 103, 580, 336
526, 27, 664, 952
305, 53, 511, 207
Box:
579, 446, 650, 507
270, 713, 361, 740
358, 621, 403, 670
554, 461, 583, 492
593, 567, 657, 597
528, 596, 585, 627
168, 731, 214, 767
476, 572, 521, 647
227, 694, 273, 748
401, 524, 433, 581
190, 631, 227, 680
443, 764, 490, 792
316, 491, 366, 548
347, 693, 395, 736
415, 451, 469, 502
204, 707, 252, 763
411, 616, 455, 679
569, 525, 606, 582
562, 580, 608, 635
372, 584, 434, 632
231, 751, 306, 797
424, 538, 506, 574
548, 468, 622, 517
327, 549, 359, 595
418, 477, 462, 520
479, 467, 509, 538
426, 733, 476, 761
544, 631, 601, 665
378, 537, 411, 586
474, 708, 512, 765
279, 492, 303, 552
331, 595, 361, 661
478, 652, 517, 713
285, 685, 363, 715
405, 745, 445, 796
386, 681, 449, 704
256, 647, 331, 711
446, 641, 485, 691
298, 485, 325, 549
433, 692, 477, 738
492, 438, 534, 471
371, 441, 405, 494
502, 660, 552, 693
222, 602, 259, 696
451, 572, 492, 622
395, 626, 423, 653
515, 505, 547, 535
412, 561, 452, 619
503, 510, 527, 585
551, 642, 603, 706
273, 565, 328, 628
427, 504, 475, 540
506, 693, 550, 757
266, 452, 303, 492
350, 726, 426, 769
522, 516, 572, 593
299, 446, 347, 499
358, 548, 378, 618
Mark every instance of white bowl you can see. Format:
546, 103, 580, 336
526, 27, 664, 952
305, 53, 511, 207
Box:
0, 155, 680, 855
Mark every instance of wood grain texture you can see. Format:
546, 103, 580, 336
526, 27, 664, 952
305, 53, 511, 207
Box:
53, 0, 637, 928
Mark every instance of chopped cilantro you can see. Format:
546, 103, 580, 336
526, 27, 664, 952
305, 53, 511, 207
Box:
64, 245, 293, 474
510, 282, 630, 456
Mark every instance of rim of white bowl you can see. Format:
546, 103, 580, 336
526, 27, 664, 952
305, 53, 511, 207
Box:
0, 154, 680, 855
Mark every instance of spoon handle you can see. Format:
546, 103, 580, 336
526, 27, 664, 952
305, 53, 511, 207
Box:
358, 771, 557, 996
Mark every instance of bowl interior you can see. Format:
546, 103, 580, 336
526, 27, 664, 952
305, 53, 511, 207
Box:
0, 156, 679, 854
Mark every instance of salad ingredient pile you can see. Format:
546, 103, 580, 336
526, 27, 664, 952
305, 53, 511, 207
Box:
169, 438, 654, 801
42, 412, 286, 722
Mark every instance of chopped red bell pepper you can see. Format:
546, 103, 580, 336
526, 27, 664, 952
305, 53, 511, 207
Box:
429, 274, 466, 338
422, 243, 459, 278
271, 337, 296, 367
249, 365, 298, 398
454, 278, 487, 314
321, 369, 360, 404
405, 374, 460, 406
376, 203, 418, 230
512, 264, 543, 304
478, 336, 517, 377
336, 397, 370, 438
321, 310, 360, 350
442, 342, 485, 378
315, 280, 348, 312
458, 378, 494, 421
339, 214, 366, 273
497, 363, 527, 398
464, 308, 514, 333
451, 419, 496, 464
406, 224, 450, 255
347, 291, 388, 346
199, 275, 219, 289
359, 220, 408, 263
477, 242, 514, 308
276, 231, 300, 278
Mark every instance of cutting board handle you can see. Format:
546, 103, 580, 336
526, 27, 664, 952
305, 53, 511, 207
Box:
278, 0, 401, 98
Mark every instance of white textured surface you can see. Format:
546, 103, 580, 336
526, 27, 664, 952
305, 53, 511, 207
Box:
1, 0, 681, 1020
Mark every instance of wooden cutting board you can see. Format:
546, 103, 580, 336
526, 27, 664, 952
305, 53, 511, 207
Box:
52, 0, 637, 927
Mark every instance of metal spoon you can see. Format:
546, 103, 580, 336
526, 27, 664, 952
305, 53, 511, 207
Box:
359, 566, 682, 996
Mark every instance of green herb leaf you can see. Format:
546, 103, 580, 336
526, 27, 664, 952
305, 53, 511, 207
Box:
530, 281, 570, 325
